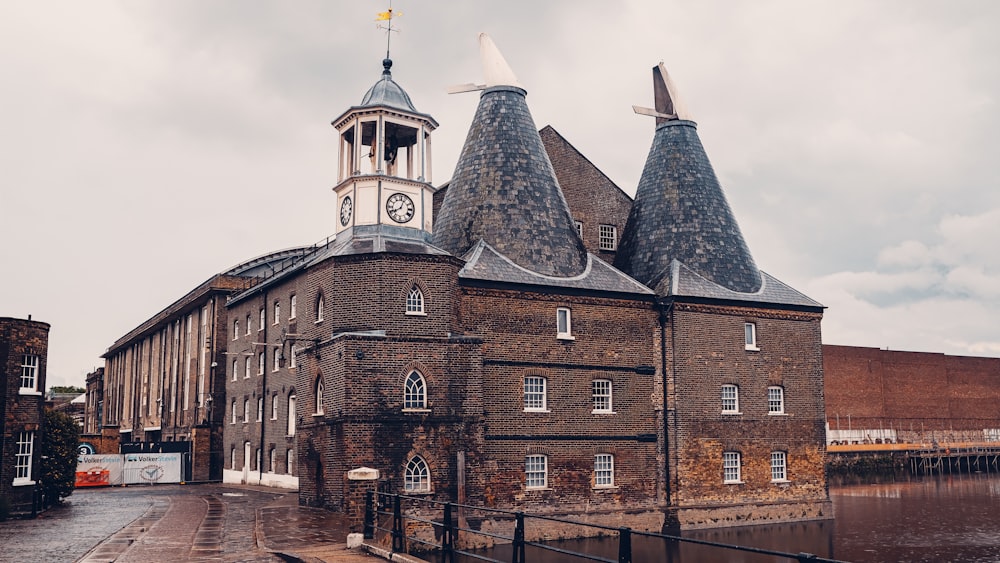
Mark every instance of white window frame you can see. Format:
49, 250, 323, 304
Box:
20, 354, 39, 394
245, 357, 251, 379
289, 294, 297, 319
257, 397, 263, 422
405, 285, 425, 315
273, 301, 280, 325
556, 307, 574, 340
231, 447, 237, 469
287, 449, 295, 475
745, 322, 759, 351
258, 352, 265, 376
768, 386, 785, 415
723, 451, 742, 484
525, 454, 548, 489
272, 394, 279, 420
273, 348, 281, 372
231, 400, 238, 424
315, 378, 325, 415
722, 384, 741, 414
232, 360, 238, 382
524, 376, 548, 412
290, 344, 297, 369
246, 314, 252, 335
243, 399, 250, 423
574, 220, 583, 238
592, 379, 614, 413
287, 394, 297, 436
316, 294, 324, 323
594, 453, 614, 488
771, 451, 788, 482
255, 448, 261, 471
599, 224, 617, 251
13, 431, 35, 485
403, 371, 427, 410
404, 456, 431, 493
233, 319, 239, 340
259, 308, 265, 332
269, 448, 276, 473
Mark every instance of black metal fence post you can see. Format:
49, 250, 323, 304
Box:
618, 527, 632, 563
442, 502, 455, 563
363, 490, 375, 539
392, 494, 404, 553
512, 512, 525, 563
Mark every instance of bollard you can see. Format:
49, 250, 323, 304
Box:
391, 495, 404, 553
363, 490, 375, 539
512, 512, 525, 563
618, 527, 632, 563
442, 502, 455, 563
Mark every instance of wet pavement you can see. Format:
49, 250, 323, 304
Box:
0, 483, 390, 562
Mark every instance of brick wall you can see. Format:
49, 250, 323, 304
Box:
824, 344, 1000, 442
1, 317, 50, 516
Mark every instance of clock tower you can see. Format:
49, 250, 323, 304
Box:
331, 58, 439, 237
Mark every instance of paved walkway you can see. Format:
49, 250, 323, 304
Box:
0, 484, 400, 562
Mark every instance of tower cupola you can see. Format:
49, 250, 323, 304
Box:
331, 57, 439, 236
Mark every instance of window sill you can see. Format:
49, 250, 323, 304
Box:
313, 412, 324, 417
557, 334, 576, 341
721, 411, 743, 416
404, 311, 427, 317
745, 346, 760, 352
403, 489, 434, 496
524, 409, 551, 413
12, 479, 36, 487
525, 487, 551, 492
768, 412, 789, 416
592, 410, 617, 415
771, 479, 791, 484
724, 480, 745, 485
314, 319, 324, 324
592, 485, 618, 491
18, 389, 42, 396
402, 408, 431, 414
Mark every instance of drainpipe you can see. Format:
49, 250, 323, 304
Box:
259, 291, 268, 485
659, 299, 674, 505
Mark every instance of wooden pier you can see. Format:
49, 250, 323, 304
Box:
828, 442, 1000, 475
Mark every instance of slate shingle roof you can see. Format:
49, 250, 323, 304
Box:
615, 120, 763, 294
433, 86, 589, 278
659, 259, 823, 309
359, 59, 418, 113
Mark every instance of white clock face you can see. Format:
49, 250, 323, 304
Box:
340, 196, 353, 226
386, 193, 415, 223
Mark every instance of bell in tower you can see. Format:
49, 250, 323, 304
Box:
330, 57, 439, 235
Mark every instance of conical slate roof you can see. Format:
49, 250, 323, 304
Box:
615, 118, 762, 294
359, 58, 417, 112
433, 85, 588, 278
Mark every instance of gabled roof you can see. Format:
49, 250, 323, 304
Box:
459, 240, 652, 296
659, 260, 822, 309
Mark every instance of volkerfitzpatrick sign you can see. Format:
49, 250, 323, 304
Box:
76, 453, 182, 487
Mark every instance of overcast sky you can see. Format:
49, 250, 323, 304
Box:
2, 1, 998, 389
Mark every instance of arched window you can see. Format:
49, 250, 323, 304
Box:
316, 294, 324, 322
404, 371, 426, 410
231, 446, 236, 469
406, 285, 424, 314
315, 377, 325, 415
404, 456, 431, 492
232, 360, 238, 382
287, 393, 297, 436
271, 394, 279, 420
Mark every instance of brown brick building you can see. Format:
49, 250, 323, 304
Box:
97, 39, 831, 531
824, 344, 1000, 445
1, 316, 50, 516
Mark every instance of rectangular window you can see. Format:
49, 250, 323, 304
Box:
273, 348, 280, 372
745, 322, 759, 350
287, 449, 295, 475
723, 451, 741, 483
257, 398, 263, 422
272, 394, 279, 420
524, 376, 547, 412
771, 451, 787, 482
231, 401, 237, 424
233, 320, 239, 340
273, 302, 280, 325
232, 360, 238, 382
290, 345, 297, 369
525, 454, 547, 489
258, 352, 265, 376
556, 307, 574, 340
592, 379, 613, 413
768, 386, 785, 414
244, 357, 251, 379
594, 453, 614, 487
246, 314, 252, 335
599, 224, 617, 250
270, 448, 276, 473
20, 355, 39, 392
259, 308, 265, 332
574, 220, 583, 238
243, 399, 250, 423
722, 384, 740, 414
14, 431, 34, 484
289, 294, 297, 319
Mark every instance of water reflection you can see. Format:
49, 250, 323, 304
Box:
454, 474, 1000, 563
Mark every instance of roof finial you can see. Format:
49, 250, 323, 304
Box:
632, 62, 692, 123
375, 3, 402, 63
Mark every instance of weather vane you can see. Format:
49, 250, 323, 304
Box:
375, 3, 402, 60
